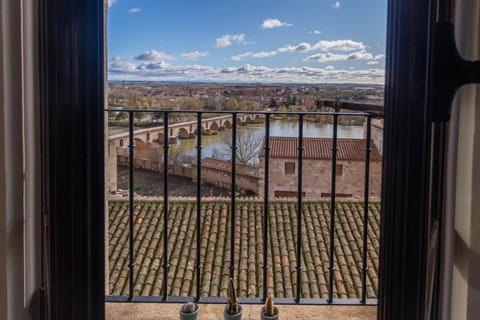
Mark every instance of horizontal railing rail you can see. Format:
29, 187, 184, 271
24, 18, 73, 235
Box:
105, 106, 383, 306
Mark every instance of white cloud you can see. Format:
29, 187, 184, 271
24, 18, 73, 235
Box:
111, 55, 126, 62
347, 51, 373, 60
313, 40, 366, 52
278, 42, 312, 53
109, 61, 384, 84
325, 65, 335, 70
128, 8, 141, 13
232, 51, 278, 61
180, 51, 209, 60
309, 30, 322, 35
216, 34, 247, 48
261, 18, 293, 29
333, 1, 341, 9
108, 0, 118, 8
305, 50, 376, 63
374, 54, 385, 60
110, 61, 136, 72
304, 53, 349, 63
134, 50, 175, 61
277, 40, 366, 55
367, 61, 380, 65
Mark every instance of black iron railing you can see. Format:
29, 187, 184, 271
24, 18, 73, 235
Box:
106, 107, 383, 306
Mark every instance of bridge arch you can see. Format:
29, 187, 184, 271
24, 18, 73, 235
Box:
194, 126, 206, 134
223, 120, 232, 128
178, 128, 190, 139
209, 122, 219, 131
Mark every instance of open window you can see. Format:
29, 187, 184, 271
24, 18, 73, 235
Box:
35, 0, 480, 319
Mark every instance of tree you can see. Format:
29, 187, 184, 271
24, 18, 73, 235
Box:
286, 95, 297, 107
219, 131, 263, 164
134, 111, 145, 123
225, 98, 239, 110
115, 111, 128, 120
268, 98, 278, 109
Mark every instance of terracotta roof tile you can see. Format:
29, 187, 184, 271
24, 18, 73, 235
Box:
260, 137, 381, 161
197, 157, 259, 177
108, 200, 380, 300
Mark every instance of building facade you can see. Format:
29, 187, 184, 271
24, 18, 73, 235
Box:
259, 137, 382, 198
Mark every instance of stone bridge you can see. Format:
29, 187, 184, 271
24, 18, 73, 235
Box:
108, 114, 262, 147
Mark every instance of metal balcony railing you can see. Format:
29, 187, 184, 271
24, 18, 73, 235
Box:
105, 106, 383, 306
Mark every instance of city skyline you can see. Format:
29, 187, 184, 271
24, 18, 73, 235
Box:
108, 0, 387, 84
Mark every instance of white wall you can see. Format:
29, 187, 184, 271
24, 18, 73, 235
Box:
445, 2, 480, 320
0, 0, 40, 319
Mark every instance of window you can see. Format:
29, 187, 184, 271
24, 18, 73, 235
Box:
285, 162, 295, 175
336, 164, 343, 176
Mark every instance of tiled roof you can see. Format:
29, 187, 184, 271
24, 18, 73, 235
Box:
259, 137, 381, 161
108, 200, 379, 299
197, 157, 259, 177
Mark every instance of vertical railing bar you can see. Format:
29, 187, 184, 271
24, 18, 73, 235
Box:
328, 113, 339, 304
195, 112, 203, 302
262, 114, 271, 302
361, 115, 372, 304
230, 113, 237, 280
128, 111, 135, 301
162, 111, 170, 300
296, 114, 304, 303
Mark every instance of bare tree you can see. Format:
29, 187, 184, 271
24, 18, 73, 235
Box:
219, 130, 263, 164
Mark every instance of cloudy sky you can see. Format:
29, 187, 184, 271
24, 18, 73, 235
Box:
108, 0, 387, 84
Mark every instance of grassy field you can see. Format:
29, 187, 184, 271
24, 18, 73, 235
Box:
108, 199, 380, 300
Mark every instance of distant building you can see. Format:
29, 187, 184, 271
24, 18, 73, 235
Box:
259, 137, 382, 198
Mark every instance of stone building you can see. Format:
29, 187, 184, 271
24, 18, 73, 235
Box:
365, 118, 384, 156
258, 137, 382, 198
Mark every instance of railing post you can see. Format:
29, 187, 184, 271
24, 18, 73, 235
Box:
361, 115, 372, 304
328, 113, 339, 304
162, 111, 170, 300
195, 112, 203, 302
262, 114, 271, 302
230, 113, 237, 280
296, 114, 304, 303
128, 111, 135, 301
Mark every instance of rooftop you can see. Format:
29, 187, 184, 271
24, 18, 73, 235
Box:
195, 157, 259, 177
108, 199, 379, 300
259, 137, 382, 161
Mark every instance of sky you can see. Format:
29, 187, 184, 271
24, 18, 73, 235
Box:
108, 0, 387, 84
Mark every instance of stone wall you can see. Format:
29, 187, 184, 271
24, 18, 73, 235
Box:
117, 155, 193, 179
258, 157, 382, 199
192, 162, 260, 195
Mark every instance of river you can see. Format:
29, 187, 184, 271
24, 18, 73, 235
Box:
160, 119, 364, 164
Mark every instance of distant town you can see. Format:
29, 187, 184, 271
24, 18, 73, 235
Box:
108, 81, 384, 112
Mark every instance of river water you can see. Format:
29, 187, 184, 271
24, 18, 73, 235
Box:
163, 119, 364, 164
